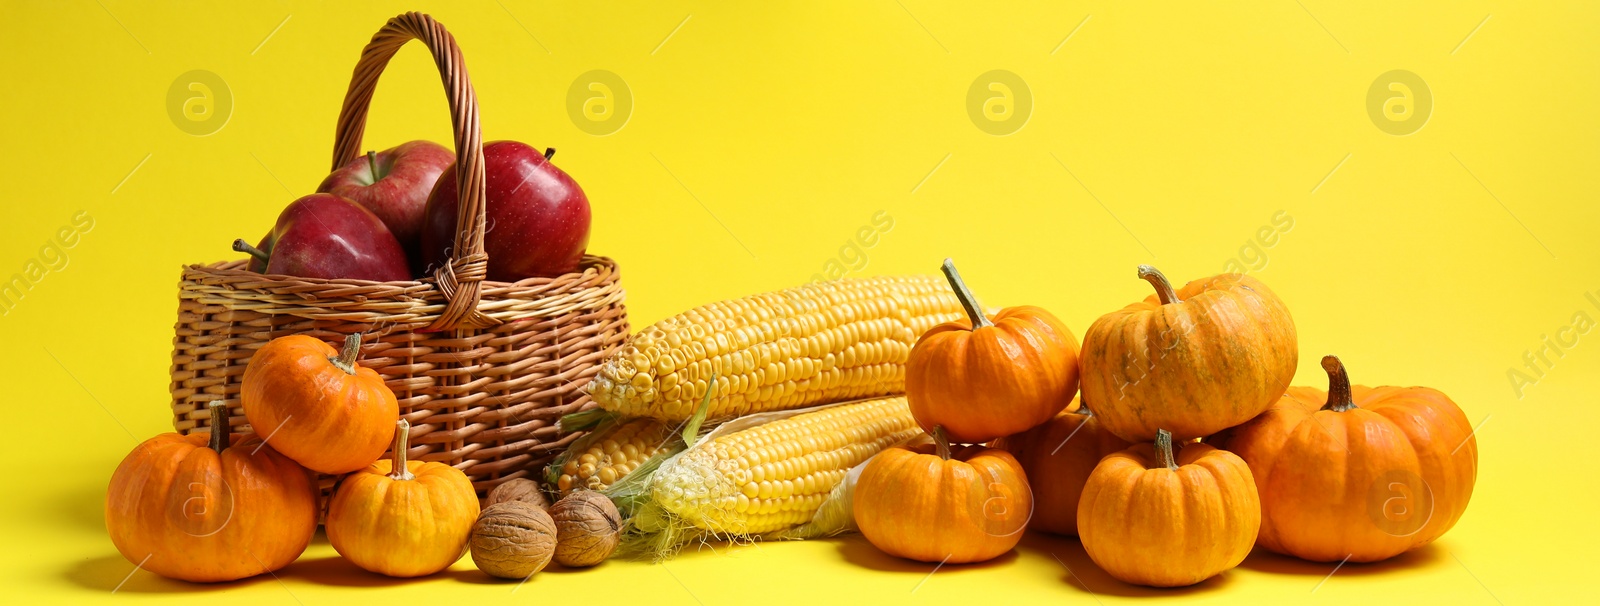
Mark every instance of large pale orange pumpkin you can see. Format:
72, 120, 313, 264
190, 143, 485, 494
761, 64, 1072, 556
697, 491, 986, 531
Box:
907, 259, 1081, 444
105, 402, 318, 582
855, 428, 1032, 563
1222, 355, 1477, 563
326, 420, 480, 577
1079, 429, 1260, 587
242, 333, 399, 474
991, 397, 1128, 536
1080, 265, 1296, 441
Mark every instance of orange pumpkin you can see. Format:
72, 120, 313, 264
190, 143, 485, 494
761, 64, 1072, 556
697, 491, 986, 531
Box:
1222, 355, 1477, 563
1080, 265, 1296, 441
105, 401, 317, 583
906, 259, 1081, 444
991, 397, 1129, 536
1078, 429, 1260, 587
242, 333, 399, 474
854, 427, 1032, 563
326, 419, 480, 577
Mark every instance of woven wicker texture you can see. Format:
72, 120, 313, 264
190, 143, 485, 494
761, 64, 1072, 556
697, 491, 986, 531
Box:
167, 12, 629, 497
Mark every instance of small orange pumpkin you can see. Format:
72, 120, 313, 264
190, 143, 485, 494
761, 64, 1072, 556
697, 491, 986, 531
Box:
1223, 355, 1478, 563
242, 333, 398, 474
1078, 429, 1260, 587
991, 397, 1129, 536
854, 427, 1032, 563
1080, 265, 1296, 441
326, 419, 480, 577
906, 259, 1081, 444
105, 402, 317, 583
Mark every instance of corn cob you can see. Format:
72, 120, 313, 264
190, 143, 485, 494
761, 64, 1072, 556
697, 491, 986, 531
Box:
554, 417, 679, 494
648, 396, 919, 536
587, 276, 964, 421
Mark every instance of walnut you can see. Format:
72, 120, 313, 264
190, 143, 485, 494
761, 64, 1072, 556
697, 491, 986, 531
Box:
487, 478, 550, 510
469, 501, 556, 579
550, 490, 622, 567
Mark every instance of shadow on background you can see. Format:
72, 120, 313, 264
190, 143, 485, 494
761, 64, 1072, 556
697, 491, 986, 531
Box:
65, 553, 267, 594
66, 531, 322, 593
617, 535, 773, 564
1020, 532, 1237, 597
277, 555, 484, 587
1018, 532, 1446, 596
68, 522, 663, 594
835, 533, 1020, 574
1239, 542, 1444, 576
66, 551, 489, 593
69, 526, 1445, 594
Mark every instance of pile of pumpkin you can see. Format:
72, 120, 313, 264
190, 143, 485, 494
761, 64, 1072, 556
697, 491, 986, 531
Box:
856, 261, 1478, 587
101, 260, 1478, 588
104, 334, 621, 582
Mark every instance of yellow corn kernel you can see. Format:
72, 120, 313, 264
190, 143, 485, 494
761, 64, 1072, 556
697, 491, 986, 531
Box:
649, 396, 919, 535
553, 417, 678, 495
586, 276, 965, 421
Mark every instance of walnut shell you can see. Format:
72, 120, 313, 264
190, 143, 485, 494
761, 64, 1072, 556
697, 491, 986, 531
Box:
469, 501, 556, 579
550, 490, 622, 567
487, 478, 550, 510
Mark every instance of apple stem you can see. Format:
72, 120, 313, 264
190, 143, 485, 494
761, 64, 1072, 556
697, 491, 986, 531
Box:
329, 333, 363, 375
366, 150, 380, 180
940, 258, 993, 329
232, 239, 270, 263
206, 401, 230, 454
544, 147, 556, 161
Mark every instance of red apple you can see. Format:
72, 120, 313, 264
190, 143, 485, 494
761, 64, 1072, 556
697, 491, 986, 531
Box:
317, 140, 453, 260
235, 193, 410, 282
421, 141, 591, 281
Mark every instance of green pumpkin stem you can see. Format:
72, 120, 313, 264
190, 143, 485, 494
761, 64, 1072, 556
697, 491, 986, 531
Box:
940, 259, 994, 329
933, 425, 952, 461
389, 419, 415, 481
1154, 429, 1178, 471
1137, 265, 1180, 305
232, 239, 270, 263
1320, 355, 1358, 412
206, 401, 230, 454
330, 333, 363, 375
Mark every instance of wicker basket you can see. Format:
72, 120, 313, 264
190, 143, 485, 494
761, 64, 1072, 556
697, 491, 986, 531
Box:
167, 12, 629, 498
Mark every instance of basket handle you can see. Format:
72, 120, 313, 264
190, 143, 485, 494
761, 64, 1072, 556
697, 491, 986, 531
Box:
331, 12, 496, 331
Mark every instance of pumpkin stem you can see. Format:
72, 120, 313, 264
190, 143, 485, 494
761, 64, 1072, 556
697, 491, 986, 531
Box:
330, 333, 363, 375
940, 259, 994, 329
206, 401, 230, 454
389, 419, 415, 481
232, 238, 270, 263
1154, 429, 1178, 471
933, 425, 952, 461
1136, 265, 1180, 305
1320, 355, 1358, 412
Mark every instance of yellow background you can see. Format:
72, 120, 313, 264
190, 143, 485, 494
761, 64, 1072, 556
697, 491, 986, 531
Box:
2, 1, 1595, 603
